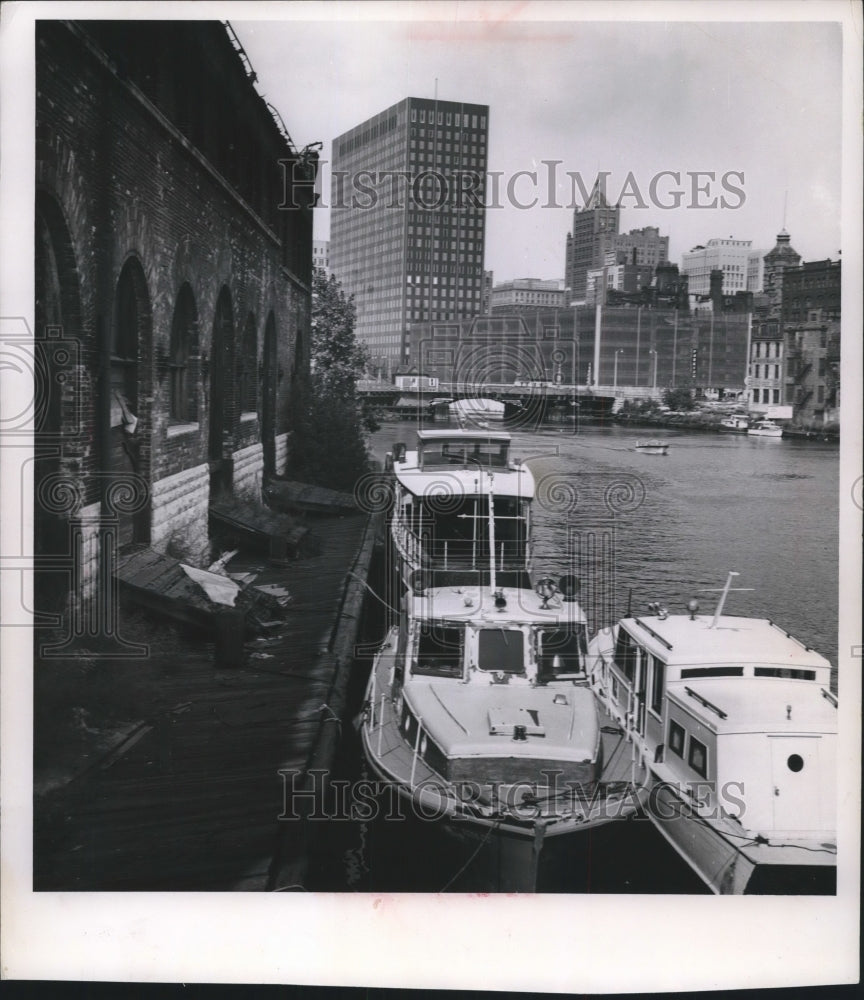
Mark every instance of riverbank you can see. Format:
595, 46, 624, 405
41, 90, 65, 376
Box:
613, 410, 840, 442
33, 505, 381, 891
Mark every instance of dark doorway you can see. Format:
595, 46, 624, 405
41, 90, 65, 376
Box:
110, 258, 151, 548
209, 285, 235, 499
261, 311, 277, 478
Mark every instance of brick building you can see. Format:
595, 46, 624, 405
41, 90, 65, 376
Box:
407, 306, 749, 398
781, 259, 841, 325
35, 21, 316, 611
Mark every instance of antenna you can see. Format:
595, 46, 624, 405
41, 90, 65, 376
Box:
782, 190, 788, 229
699, 572, 754, 628
487, 471, 497, 595
434, 77, 438, 101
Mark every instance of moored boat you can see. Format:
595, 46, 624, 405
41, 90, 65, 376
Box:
363, 438, 649, 889
361, 575, 649, 889
719, 415, 750, 432
748, 420, 784, 438
585, 572, 837, 894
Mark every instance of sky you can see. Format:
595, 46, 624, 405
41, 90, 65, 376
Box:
233, 6, 844, 284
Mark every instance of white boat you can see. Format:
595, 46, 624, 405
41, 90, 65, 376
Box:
748, 420, 783, 438
719, 415, 750, 432
361, 455, 649, 890
386, 429, 534, 592
449, 397, 505, 424
586, 573, 837, 894
635, 440, 669, 455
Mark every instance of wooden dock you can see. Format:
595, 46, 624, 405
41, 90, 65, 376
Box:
265, 479, 358, 515
34, 511, 380, 891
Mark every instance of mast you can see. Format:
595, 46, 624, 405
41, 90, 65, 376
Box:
487, 471, 497, 593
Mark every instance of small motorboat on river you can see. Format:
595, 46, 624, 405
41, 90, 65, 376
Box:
719, 415, 750, 432
585, 572, 837, 894
748, 420, 784, 438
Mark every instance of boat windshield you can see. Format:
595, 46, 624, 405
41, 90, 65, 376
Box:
477, 628, 525, 674
413, 624, 463, 677
419, 439, 509, 469
535, 625, 586, 680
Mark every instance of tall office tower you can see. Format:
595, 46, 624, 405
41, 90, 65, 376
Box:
330, 98, 489, 368
564, 184, 620, 304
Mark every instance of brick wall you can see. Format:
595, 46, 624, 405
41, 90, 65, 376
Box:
35, 22, 313, 606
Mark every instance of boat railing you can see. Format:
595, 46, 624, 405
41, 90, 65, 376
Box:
392, 517, 529, 572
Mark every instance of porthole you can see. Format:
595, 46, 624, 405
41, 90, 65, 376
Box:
787, 754, 804, 773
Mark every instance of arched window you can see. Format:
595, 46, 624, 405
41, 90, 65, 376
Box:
112, 262, 142, 430
169, 284, 198, 423
238, 313, 258, 414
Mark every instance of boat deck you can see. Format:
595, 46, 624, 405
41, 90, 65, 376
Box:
362, 635, 646, 836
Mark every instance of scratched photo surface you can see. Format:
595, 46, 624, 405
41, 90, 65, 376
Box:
4, 0, 860, 990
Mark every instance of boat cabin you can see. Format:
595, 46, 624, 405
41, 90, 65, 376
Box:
593, 612, 836, 838
382, 584, 598, 787
388, 431, 534, 583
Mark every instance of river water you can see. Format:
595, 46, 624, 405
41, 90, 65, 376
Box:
304, 420, 840, 893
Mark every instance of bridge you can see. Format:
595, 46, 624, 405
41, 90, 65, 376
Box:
357, 380, 666, 420
355, 381, 656, 421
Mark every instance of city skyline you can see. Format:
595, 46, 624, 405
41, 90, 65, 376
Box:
234, 9, 843, 283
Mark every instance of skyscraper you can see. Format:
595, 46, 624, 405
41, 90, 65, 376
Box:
330, 97, 489, 366
564, 184, 620, 304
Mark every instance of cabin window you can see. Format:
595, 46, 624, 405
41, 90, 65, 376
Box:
649, 654, 665, 715
754, 668, 816, 680
668, 720, 685, 758
688, 736, 708, 777
536, 626, 585, 680
613, 628, 638, 684
414, 625, 463, 677
680, 666, 743, 678
478, 628, 525, 674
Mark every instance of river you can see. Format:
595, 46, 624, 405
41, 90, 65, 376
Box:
304, 420, 840, 893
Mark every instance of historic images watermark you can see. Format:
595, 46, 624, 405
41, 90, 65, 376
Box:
277, 767, 747, 824
281, 161, 746, 212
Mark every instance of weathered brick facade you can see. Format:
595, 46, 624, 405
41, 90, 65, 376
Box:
35, 21, 315, 620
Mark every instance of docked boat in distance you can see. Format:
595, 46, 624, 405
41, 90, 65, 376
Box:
635, 440, 669, 455
748, 420, 784, 438
719, 415, 750, 432
449, 397, 505, 425
586, 572, 837, 894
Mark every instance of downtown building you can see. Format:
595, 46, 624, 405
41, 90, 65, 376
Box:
564, 194, 670, 305
408, 306, 749, 401
490, 278, 565, 314
330, 97, 489, 368
680, 238, 753, 296
563, 186, 620, 303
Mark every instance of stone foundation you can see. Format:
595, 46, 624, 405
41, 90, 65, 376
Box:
232, 442, 264, 501
150, 463, 210, 567
274, 432, 291, 476
75, 501, 102, 607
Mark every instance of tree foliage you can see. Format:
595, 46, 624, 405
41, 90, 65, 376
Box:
290, 270, 375, 491
662, 387, 696, 411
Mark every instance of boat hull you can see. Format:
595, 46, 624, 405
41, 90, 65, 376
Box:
645, 776, 836, 894
360, 633, 648, 851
